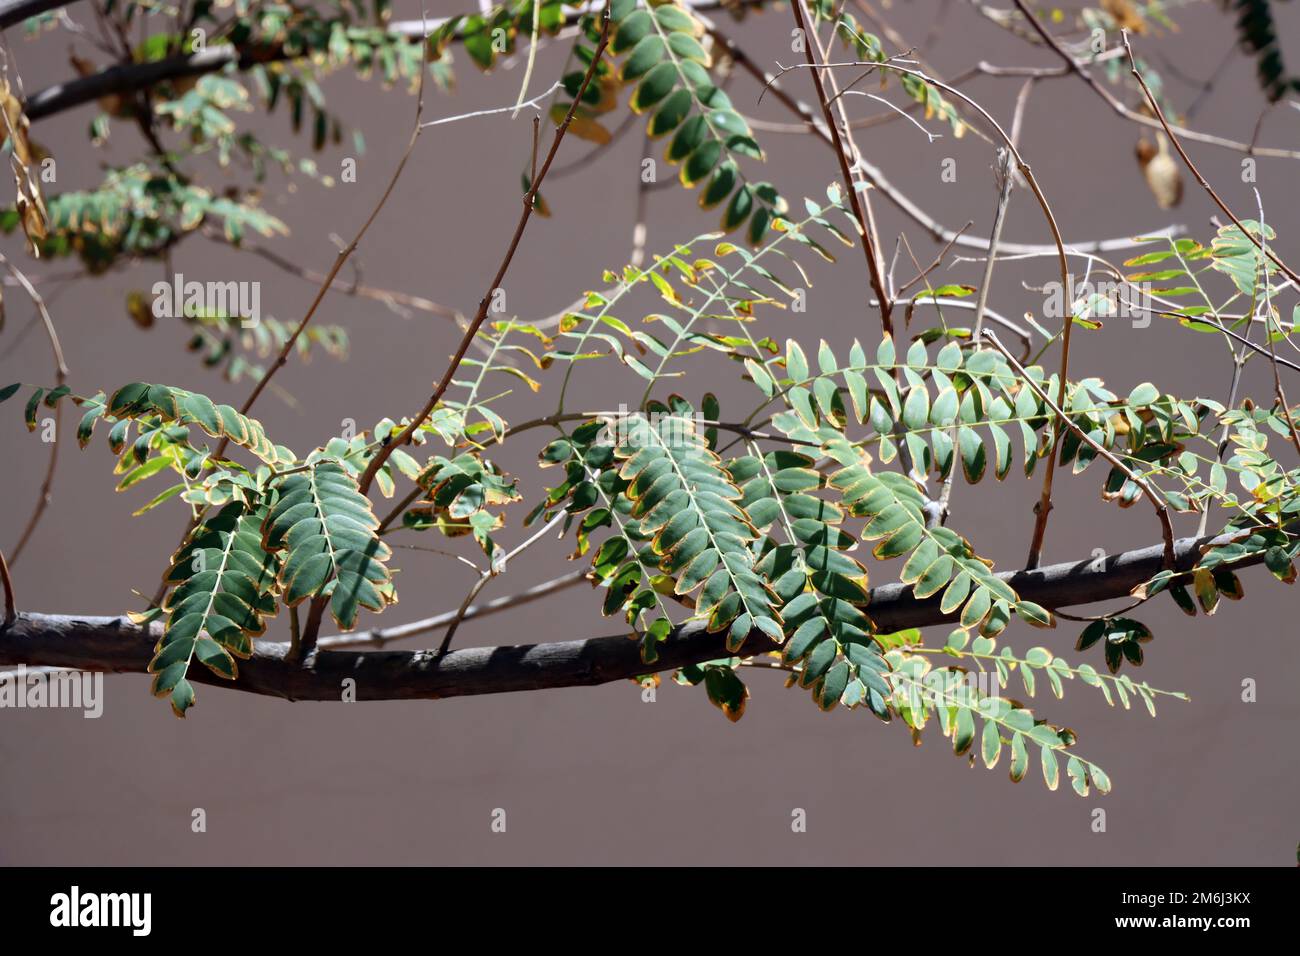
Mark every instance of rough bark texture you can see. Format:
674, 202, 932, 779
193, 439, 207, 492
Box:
0, 529, 1259, 703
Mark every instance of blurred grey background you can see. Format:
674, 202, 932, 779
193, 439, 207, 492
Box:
1, 0, 1296, 864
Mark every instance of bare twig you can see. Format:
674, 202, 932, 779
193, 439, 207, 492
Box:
717, 23, 1176, 257
320, 569, 587, 651
1251, 191, 1300, 459
895, 222, 972, 296
219, 232, 464, 322
424, 80, 560, 128
436, 510, 567, 656
972, 75, 1032, 339
0, 547, 15, 624
788, 0, 894, 335
2, 254, 68, 564
1009, 0, 1300, 162
354, 10, 613, 500
510, 0, 543, 119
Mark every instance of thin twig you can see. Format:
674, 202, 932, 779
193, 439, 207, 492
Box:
0, 547, 15, 624
1252, 191, 1300, 459
436, 510, 567, 656
788, 0, 894, 336
152, 12, 438, 610
426, 80, 560, 128
354, 9, 614, 500
510, 0, 543, 119
894, 222, 972, 296
319, 569, 587, 650
1120, 32, 1300, 288
2, 253, 68, 564
1009, 0, 1300, 161
972, 75, 1032, 339
209, 231, 464, 322
983, 330, 1176, 569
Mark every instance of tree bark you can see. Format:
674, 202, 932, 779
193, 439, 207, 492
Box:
0, 529, 1262, 703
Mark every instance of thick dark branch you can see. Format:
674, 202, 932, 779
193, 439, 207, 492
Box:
0, 0, 65, 28
24, 44, 280, 121
0, 530, 1268, 703
18, 0, 754, 123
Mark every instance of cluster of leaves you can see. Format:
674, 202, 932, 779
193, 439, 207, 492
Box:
441, 197, 853, 457
146, 451, 398, 716
263, 457, 395, 630
550, 0, 784, 243
133, 301, 350, 385
4, 0, 437, 289
433, 0, 570, 74
534, 408, 782, 665
551, 197, 854, 390
883, 639, 1125, 796
0, 161, 287, 271
405, 453, 522, 561
151, 501, 279, 716
752, 330, 1204, 507
0, 378, 409, 715
522, 391, 1168, 791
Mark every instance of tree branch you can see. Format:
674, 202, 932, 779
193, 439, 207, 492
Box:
17, 1, 753, 123
0, 529, 1272, 702
789, 0, 894, 336
0, 0, 66, 28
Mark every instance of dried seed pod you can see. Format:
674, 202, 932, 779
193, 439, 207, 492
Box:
1136, 133, 1183, 209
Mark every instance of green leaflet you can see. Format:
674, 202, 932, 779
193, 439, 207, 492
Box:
532, 418, 685, 664
263, 459, 394, 630
731, 449, 891, 716
552, 0, 783, 243
150, 501, 280, 717
761, 336, 1200, 492
830, 465, 1023, 636
615, 412, 779, 649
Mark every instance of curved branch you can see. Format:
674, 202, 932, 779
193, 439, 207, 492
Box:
0, 530, 1272, 702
